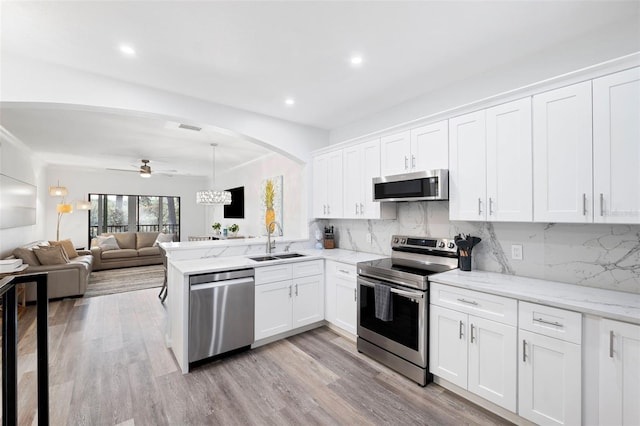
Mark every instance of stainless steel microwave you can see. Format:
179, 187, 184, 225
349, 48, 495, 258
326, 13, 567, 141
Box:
372, 169, 448, 202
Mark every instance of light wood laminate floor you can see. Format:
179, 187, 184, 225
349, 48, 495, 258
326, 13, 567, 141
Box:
3, 288, 512, 425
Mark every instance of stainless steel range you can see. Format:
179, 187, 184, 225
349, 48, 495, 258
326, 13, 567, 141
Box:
357, 235, 458, 386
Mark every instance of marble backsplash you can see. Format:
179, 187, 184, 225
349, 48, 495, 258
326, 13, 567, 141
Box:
311, 201, 640, 294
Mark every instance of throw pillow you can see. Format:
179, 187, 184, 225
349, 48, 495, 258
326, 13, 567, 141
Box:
153, 233, 174, 246
33, 245, 70, 265
13, 247, 41, 266
49, 239, 79, 259
97, 235, 120, 251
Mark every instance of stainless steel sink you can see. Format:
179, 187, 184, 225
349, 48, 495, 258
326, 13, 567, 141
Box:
248, 255, 278, 262
273, 253, 306, 259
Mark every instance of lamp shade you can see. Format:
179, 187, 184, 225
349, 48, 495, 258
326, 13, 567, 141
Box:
56, 203, 73, 214
49, 185, 68, 196
76, 200, 91, 210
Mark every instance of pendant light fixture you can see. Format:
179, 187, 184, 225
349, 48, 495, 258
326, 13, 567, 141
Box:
196, 143, 232, 205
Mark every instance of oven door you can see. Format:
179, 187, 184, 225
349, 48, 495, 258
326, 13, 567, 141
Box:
357, 275, 427, 367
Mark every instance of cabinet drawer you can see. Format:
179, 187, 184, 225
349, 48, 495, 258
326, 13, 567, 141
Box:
292, 260, 324, 278
519, 301, 582, 344
255, 263, 293, 285
430, 283, 517, 326
331, 262, 357, 280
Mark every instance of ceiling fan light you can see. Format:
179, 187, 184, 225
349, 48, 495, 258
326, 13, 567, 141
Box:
140, 170, 151, 178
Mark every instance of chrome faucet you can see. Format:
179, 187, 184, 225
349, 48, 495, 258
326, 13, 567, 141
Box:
266, 221, 283, 254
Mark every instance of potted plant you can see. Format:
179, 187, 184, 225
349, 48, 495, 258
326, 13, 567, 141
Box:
228, 223, 240, 237
212, 222, 221, 236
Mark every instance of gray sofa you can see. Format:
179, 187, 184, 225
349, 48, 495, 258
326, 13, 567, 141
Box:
90, 232, 165, 271
7, 241, 93, 301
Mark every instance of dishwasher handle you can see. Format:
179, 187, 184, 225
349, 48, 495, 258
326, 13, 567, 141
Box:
189, 268, 254, 285
190, 277, 254, 291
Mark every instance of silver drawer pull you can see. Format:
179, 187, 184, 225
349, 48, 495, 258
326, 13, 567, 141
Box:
522, 339, 527, 362
457, 298, 478, 306
459, 321, 464, 340
533, 317, 563, 328
338, 269, 350, 275
470, 323, 475, 343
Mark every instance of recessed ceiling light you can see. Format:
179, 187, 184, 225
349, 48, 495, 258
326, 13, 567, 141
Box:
351, 56, 363, 65
119, 45, 136, 56
285, 98, 295, 106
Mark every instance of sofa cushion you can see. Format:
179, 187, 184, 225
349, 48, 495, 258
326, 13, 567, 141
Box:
101, 249, 138, 260
113, 233, 136, 249
136, 232, 159, 249
13, 247, 41, 266
33, 245, 70, 265
97, 235, 120, 251
138, 246, 161, 257
153, 232, 174, 246
49, 239, 79, 259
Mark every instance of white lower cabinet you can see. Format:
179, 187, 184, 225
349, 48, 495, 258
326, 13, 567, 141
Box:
599, 318, 640, 425
254, 261, 324, 341
518, 302, 582, 425
325, 261, 357, 335
430, 283, 517, 412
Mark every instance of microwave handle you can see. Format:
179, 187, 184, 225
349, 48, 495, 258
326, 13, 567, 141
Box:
358, 276, 424, 300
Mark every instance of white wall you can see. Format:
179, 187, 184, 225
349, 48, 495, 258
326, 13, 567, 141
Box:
44, 165, 208, 248
212, 153, 308, 238
0, 129, 47, 257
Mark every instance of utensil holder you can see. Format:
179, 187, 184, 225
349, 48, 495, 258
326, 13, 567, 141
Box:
459, 252, 472, 271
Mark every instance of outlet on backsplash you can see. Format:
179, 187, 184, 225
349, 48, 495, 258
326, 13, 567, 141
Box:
511, 244, 523, 260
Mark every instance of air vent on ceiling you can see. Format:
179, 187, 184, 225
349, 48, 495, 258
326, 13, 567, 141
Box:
178, 123, 202, 132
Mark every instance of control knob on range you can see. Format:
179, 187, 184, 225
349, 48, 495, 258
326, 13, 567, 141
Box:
438, 241, 445, 248
393, 238, 399, 244
448, 242, 455, 249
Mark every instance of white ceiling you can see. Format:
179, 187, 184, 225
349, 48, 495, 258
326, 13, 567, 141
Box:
1, 1, 638, 176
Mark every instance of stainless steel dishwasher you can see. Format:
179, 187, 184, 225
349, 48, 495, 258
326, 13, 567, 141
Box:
189, 268, 255, 363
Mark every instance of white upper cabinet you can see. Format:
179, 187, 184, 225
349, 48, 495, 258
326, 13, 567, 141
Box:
449, 110, 487, 221
343, 139, 396, 220
593, 67, 640, 224
533, 81, 593, 222
312, 150, 343, 218
486, 98, 533, 221
380, 120, 448, 176
380, 130, 411, 176
410, 121, 449, 171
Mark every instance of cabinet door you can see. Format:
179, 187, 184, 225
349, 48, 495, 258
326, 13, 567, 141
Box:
599, 319, 640, 426
486, 98, 533, 222
326, 150, 343, 218
380, 130, 411, 176
593, 67, 640, 224
360, 139, 391, 219
533, 81, 593, 222
292, 274, 324, 328
324, 261, 338, 324
342, 144, 362, 219
429, 305, 468, 388
518, 329, 581, 425
334, 267, 357, 335
467, 316, 517, 412
312, 154, 329, 218
255, 280, 292, 340
449, 110, 487, 221
410, 120, 448, 171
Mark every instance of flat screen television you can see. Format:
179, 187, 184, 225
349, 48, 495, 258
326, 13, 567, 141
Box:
224, 186, 245, 219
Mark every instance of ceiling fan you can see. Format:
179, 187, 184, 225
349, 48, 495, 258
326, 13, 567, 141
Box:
107, 159, 177, 178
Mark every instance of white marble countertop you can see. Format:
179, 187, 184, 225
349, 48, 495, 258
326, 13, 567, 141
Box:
161, 236, 309, 252
169, 248, 387, 276
430, 269, 640, 325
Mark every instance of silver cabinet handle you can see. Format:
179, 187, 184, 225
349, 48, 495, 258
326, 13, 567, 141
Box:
404, 156, 409, 170
295, 284, 298, 296
457, 298, 478, 306
600, 193, 604, 217
411, 155, 416, 169
489, 197, 494, 216
470, 323, 475, 343
478, 198, 482, 215
583, 193, 587, 216
523, 340, 527, 362
327, 205, 330, 215
354, 288, 357, 302
338, 269, 350, 275
288, 285, 292, 298
459, 320, 464, 339
609, 330, 614, 358
360, 203, 364, 215
533, 317, 564, 328
355, 203, 359, 215
323, 204, 326, 215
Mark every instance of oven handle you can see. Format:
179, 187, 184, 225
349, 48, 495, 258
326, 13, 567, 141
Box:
358, 277, 424, 300
357, 272, 422, 292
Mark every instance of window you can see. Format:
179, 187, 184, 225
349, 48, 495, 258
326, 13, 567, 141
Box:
88, 193, 180, 245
